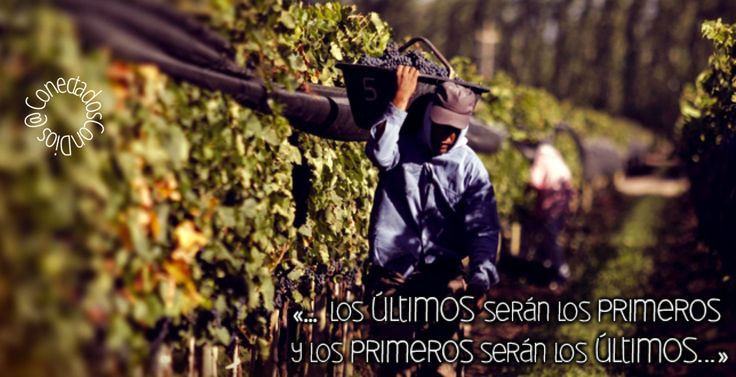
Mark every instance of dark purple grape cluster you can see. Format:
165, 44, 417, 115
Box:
358, 41, 450, 77
273, 263, 362, 307
274, 274, 298, 308
314, 271, 327, 293
344, 269, 357, 284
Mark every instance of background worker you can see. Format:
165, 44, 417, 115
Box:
528, 142, 574, 288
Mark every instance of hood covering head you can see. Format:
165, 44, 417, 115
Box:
421, 103, 469, 154
536, 143, 563, 160
530, 143, 572, 188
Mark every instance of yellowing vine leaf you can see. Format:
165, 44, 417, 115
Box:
171, 221, 208, 263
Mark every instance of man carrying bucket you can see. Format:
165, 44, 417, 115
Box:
364, 65, 501, 376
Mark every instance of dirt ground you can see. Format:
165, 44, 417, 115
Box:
465, 185, 735, 377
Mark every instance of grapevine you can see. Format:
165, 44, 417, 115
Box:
0, 0, 660, 374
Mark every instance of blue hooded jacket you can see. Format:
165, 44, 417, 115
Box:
365, 101, 501, 290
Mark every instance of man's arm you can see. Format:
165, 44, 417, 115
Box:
464, 165, 501, 295
365, 66, 418, 171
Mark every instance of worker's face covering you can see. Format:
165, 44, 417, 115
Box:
431, 122, 460, 155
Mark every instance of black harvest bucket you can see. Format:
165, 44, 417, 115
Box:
336, 37, 489, 130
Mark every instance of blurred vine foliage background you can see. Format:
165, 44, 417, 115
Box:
457, 64, 652, 218
678, 19, 736, 272
0, 0, 652, 375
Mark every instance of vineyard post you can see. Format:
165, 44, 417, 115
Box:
341, 288, 354, 377
188, 337, 196, 377
202, 344, 217, 377
277, 298, 290, 377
